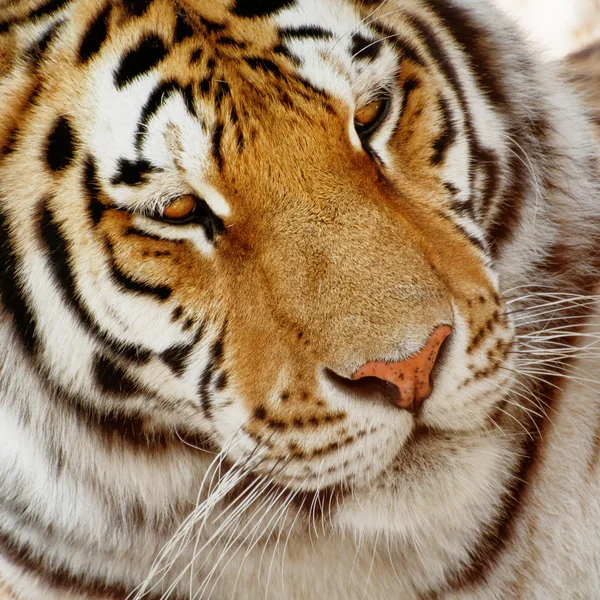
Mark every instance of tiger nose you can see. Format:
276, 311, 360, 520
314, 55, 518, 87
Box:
352, 325, 452, 413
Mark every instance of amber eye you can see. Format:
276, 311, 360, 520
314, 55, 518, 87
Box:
161, 195, 197, 223
354, 96, 390, 138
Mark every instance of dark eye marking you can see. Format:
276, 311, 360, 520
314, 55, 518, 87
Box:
79, 4, 111, 63
114, 34, 167, 89
46, 116, 77, 172
152, 195, 226, 242
351, 32, 380, 60
354, 95, 391, 141
125, 226, 164, 242
233, 0, 295, 19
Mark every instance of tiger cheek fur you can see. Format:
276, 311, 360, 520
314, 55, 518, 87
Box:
0, 0, 600, 599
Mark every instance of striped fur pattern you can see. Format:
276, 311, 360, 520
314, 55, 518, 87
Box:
0, 0, 599, 598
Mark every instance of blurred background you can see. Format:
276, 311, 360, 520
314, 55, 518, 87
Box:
493, 0, 600, 58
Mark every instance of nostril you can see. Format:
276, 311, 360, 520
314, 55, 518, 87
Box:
347, 325, 452, 414
324, 368, 403, 407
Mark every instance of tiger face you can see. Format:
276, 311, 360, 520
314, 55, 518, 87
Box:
2, 0, 523, 536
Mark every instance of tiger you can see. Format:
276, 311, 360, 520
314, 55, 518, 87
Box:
1, 0, 600, 598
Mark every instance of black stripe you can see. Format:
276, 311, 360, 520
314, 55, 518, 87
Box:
476, 147, 500, 218
0, 525, 189, 600
233, 0, 295, 18
488, 137, 528, 253
125, 226, 164, 242
272, 43, 300, 65
174, 10, 194, 43
214, 371, 228, 391
436, 209, 487, 254
106, 239, 173, 301
25, 21, 63, 64
111, 158, 159, 186
351, 32, 380, 60
0, 0, 68, 31
122, 0, 153, 17
78, 4, 111, 64
52, 382, 216, 454
398, 77, 420, 123
84, 156, 108, 225
46, 115, 77, 172
198, 76, 211, 96
190, 47, 203, 63
427, 0, 510, 109
198, 16, 226, 33
488, 117, 548, 249
370, 21, 425, 66
212, 124, 224, 170
216, 36, 247, 48
431, 96, 457, 165
199, 337, 224, 419
1, 127, 18, 156
450, 197, 477, 221
279, 25, 332, 40
444, 378, 562, 591
243, 56, 283, 77
161, 324, 205, 376
39, 197, 151, 362
29, 0, 71, 20
182, 83, 197, 117
407, 15, 478, 203
0, 203, 39, 354
214, 80, 231, 111
94, 353, 138, 396
135, 80, 181, 150
114, 34, 167, 89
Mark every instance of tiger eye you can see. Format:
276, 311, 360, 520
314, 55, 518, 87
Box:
354, 99, 385, 127
163, 195, 197, 220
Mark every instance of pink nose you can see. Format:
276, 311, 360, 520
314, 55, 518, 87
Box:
351, 325, 452, 413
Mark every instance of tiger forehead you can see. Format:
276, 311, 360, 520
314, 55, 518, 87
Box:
80, 0, 396, 184
103, 0, 387, 111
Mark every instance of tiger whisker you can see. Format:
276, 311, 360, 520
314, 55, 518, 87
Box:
202, 469, 300, 600
129, 431, 252, 599
361, 531, 380, 600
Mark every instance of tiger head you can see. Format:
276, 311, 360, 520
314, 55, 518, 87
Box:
4, 0, 559, 540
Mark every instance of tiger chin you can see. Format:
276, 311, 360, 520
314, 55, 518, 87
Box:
0, 0, 599, 598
